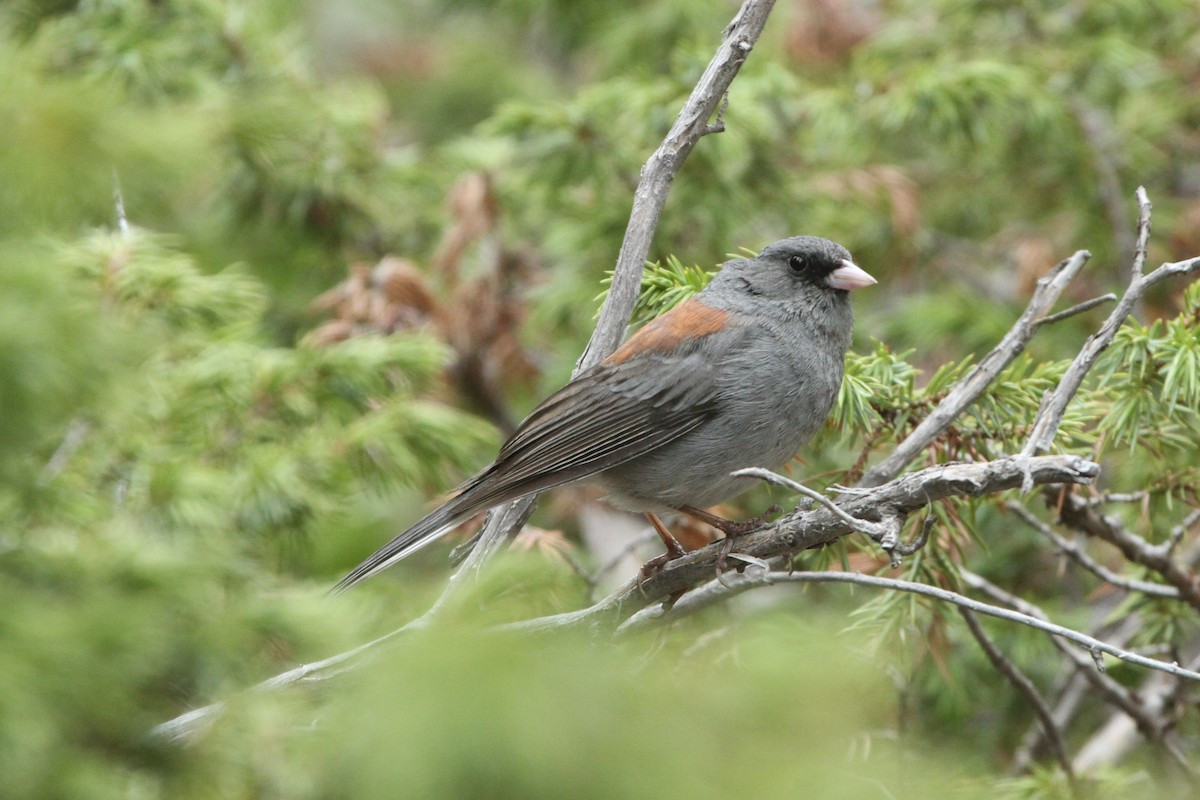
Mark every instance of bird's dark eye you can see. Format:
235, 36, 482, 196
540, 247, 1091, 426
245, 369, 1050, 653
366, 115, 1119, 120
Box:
787, 254, 808, 273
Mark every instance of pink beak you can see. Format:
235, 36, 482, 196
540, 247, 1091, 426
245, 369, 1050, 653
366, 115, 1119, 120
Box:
827, 259, 877, 291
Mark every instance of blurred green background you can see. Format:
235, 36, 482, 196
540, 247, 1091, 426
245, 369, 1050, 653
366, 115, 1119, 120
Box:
2, 1, 1198, 797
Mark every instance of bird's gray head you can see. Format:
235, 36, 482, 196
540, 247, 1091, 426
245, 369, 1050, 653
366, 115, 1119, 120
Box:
706, 236, 876, 315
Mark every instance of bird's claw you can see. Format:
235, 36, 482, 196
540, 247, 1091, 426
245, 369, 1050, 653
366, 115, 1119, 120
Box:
636, 554, 688, 610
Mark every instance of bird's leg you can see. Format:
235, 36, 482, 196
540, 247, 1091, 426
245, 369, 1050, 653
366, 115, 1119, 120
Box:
637, 512, 689, 609
678, 504, 782, 573
639, 512, 688, 576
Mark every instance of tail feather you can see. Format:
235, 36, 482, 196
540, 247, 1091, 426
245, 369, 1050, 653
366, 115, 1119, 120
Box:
331, 504, 467, 593
331, 456, 606, 592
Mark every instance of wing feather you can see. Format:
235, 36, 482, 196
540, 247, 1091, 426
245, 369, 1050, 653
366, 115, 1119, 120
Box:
454, 354, 721, 508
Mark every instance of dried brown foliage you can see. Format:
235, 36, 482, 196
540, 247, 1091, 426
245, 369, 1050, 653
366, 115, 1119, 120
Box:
784, 0, 878, 65
308, 172, 541, 433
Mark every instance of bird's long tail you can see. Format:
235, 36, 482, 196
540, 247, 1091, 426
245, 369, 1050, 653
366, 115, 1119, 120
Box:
332, 502, 472, 593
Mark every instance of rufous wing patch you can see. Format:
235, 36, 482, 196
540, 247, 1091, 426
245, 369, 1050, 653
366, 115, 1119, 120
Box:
606, 300, 729, 364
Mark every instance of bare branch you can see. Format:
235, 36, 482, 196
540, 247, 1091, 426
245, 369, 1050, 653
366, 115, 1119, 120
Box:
422, 500, 537, 619
154, 620, 419, 743
1072, 653, 1200, 777
1053, 491, 1200, 611
731, 467, 894, 540
1036, 292, 1117, 326
961, 570, 1179, 744
1023, 188, 1200, 457
1006, 501, 1181, 599
1011, 615, 1144, 774
894, 512, 936, 557
958, 608, 1076, 781
512, 455, 1099, 631
1162, 507, 1200, 560
1142, 255, 1200, 288
1088, 491, 1148, 505
618, 569, 1200, 682
859, 250, 1091, 488
969, 573, 1197, 777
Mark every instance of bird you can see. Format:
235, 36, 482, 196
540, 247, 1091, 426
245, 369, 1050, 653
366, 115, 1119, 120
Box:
334, 236, 875, 591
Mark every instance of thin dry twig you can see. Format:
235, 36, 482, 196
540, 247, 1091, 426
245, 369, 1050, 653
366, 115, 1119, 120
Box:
859, 249, 1091, 488
1053, 491, 1200, 611
1011, 615, 1143, 774
958, 608, 1076, 782
617, 569, 1200, 683
510, 455, 1099, 631
1037, 293, 1117, 325
1072, 654, 1200, 777
960, 570, 1185, 754
1006, 501, 1181, 599
730, 467, 895, 540
1023, 188, 1200, 459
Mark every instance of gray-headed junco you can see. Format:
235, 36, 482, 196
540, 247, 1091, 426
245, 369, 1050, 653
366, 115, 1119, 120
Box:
335, 236, 875, 590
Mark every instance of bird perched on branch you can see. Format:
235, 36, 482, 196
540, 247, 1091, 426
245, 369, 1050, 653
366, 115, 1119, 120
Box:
335, 236, 875, 591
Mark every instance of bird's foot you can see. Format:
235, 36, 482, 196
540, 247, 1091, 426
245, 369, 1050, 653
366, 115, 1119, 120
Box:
637, 550, 687, 610
677, 504, 782, 575
715, 534, 737, 574
635, 512, 690, 608
638, 549, 679, 579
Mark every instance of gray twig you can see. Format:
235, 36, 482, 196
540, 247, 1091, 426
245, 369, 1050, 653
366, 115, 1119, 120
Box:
732, 467, 905, 565
731, 467, 892, 539
1072, 653, 1200, 777
618, 569, 1200, 683
961, 570, 1178, 746
511, 455, 1099, 632
1052, 490, 1200, 611
859, 250, 1091, 488
1036, 293, 1117, 325
958, 608, 1076, 782
154, 620, 419, 743
1160, 507, 1200, 560
893, 513, 936, 557
1012, 615, 1143, 774
1006, 501, 1181, 599
1022, 188, 1200, 458
1089, 491, 1147, 505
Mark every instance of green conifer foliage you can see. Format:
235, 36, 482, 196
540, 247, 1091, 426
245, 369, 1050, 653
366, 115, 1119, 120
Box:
2, 2, 1199, 798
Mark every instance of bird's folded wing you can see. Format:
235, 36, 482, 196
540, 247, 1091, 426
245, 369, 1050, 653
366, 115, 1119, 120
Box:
449, 350, 723, 511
